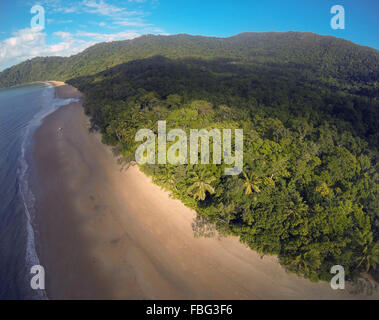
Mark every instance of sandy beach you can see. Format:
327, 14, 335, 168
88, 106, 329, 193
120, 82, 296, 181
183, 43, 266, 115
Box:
30, 82, 378, 300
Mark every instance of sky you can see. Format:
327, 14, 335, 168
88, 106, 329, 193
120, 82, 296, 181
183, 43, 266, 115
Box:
0, 0, 378, 71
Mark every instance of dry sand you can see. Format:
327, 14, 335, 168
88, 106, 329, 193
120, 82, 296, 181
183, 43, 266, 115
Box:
31, 82, 378, 300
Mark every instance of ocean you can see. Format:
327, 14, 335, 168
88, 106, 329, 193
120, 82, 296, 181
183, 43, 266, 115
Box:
0, 83, 77, 299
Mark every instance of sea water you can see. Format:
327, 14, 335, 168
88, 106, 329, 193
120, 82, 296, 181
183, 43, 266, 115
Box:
0, 83, 77, 299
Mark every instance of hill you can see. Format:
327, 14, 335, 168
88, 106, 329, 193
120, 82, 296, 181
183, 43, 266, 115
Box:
67, 53, 379, 282
1, 31, 378, 283
0, 32, 378, 88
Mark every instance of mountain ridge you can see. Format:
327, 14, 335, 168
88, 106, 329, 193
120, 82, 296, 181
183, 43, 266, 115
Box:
1, 31, 378, 88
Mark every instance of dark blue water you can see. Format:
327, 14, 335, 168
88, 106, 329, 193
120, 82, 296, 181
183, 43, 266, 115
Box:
0, 83, 77, 299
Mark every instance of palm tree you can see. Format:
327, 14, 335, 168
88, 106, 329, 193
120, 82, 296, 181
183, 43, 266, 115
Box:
290, 250, 322, 276
158, 173, 177, 191
187, 169, 216, 201
242, 170, 261, 195
357, 242, 379, 272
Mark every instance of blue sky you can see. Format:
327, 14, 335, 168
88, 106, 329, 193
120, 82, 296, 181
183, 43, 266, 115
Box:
0, 0, 378, 71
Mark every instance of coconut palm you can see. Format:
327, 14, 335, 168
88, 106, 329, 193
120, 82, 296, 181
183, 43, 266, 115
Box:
158, 173, 177, 191
187, 169, 216, 201
357, 242, 379, 272
290, 250, 322, 276
242, 170, 261, 195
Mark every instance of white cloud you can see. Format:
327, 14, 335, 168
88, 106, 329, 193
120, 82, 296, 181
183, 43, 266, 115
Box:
76, 30, 141, 42
82, 0, 147, 26
33, 0, 80, 13
0, 0, 165, 71
34, 0, 154, 30
83, 0, 123, 16
35, 0, 140, 17
0, 26, 168, 71
0, 28, 93, 71
113, 18, 149, 27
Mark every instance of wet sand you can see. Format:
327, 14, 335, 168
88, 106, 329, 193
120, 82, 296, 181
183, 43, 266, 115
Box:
31, 83, 377, 299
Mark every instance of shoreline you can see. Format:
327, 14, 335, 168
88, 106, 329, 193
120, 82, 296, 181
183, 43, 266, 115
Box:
0, 80, 65, 91
19, 81, 81, 299
30, 82, 378, 299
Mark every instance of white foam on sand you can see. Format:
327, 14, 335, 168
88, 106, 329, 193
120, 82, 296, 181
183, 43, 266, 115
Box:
18, 82, 79, 299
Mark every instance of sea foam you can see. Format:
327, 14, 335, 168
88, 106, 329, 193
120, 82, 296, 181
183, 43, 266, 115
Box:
18, 82, 79, 299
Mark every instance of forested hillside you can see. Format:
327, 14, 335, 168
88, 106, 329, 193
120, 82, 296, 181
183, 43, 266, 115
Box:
1, 32, 379, 87
68, 49, 379, 282
2, 32, 378, 283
